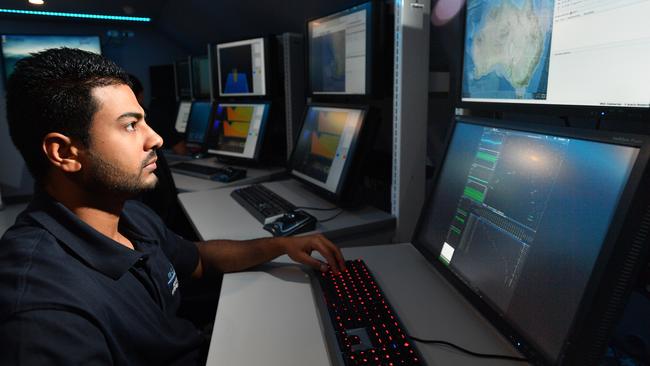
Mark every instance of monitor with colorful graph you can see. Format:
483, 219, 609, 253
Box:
289, 104, 367, 196
216, 37, 267, 97
206, 102, 270, 161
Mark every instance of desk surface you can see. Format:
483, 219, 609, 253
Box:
177, 179, 395, 242
206, 243, 525, 366
167, 155, 285, 193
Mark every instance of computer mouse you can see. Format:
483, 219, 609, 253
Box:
263, 210, 316, 237
212, 167, 246, 183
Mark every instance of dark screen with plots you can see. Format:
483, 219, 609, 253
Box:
415, 118, 640, 362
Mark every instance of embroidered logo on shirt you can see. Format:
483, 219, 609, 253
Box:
167, 265, 179, 296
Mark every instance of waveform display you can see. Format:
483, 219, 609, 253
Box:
452, 213, 530, 311
226, 106, 254, 122
225, 71, 250, 93
223, 121, 250, 138
310, 132, 340, 159
317, 111, 347, 135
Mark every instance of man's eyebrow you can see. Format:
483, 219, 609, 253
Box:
117, 112, 145, 121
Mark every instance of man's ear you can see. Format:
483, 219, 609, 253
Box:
42, 132, 82, 173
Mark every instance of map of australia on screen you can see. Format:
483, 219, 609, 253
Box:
462, 0, 554, 100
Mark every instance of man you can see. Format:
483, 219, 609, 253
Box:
0, 48, 345, 365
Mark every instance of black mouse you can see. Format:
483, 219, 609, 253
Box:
263, 210, 316, 237
213, 167, 246, 182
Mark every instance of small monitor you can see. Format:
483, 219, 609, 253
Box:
307, 2, 372, 95
191, 55, 211, 99
174, 101, 192, 133
216, 37, 267, 97
460, 1, 650, 109
206, 102, 271, 161
174, 58, 191, 100
184, 101, 213, 148
289, 105, 367, 198
415, 116, 650, 364
1, 34, 101, 80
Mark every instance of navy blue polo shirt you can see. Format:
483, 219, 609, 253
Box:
0, 192, 207, 365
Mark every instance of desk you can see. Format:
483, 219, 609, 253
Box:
177, 179, 395, 244
206, 243, 525, 365
168, 156, 285, 193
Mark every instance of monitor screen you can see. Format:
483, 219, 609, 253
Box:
290, 105, 366, 195
415, 117, 644, 363
174, 101, 193, 133
1, 34, 101, 80
175, 58, 191, 100
191, 55, 211, 99
206, 102, 270, 160
185, 101, 212, 145
461, 1, 650, 108
308, 2, 372, 95
216, 38, 266, 96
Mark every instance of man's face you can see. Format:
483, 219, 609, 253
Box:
81, 84, 163, 196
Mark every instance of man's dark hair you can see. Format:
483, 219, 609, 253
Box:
6, 47, 130, 183
127, 73, 144, 96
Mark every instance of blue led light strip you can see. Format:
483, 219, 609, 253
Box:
0, 8, 151, 22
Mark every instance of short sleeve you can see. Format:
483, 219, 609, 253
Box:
160, 229, 200, 281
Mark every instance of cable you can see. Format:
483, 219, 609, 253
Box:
295, 205, 340, 211
408, 335, 529, 362
318, 209, 344, 223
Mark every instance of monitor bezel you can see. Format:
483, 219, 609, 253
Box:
288, 102, 369, 203
174, 56, 192, 102
305, 1, 375, 98
183, 100, 214, 148
205, 101, 271, 163
215, 37, 269, 98
455, 3, 650, 120
190, 54, 211, 100
412, 115, 650, 365
0, 33, 102, 84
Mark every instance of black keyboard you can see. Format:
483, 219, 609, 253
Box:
230, 184, 297, 224
171, 163, 245, 182
316, 259, 426, 366
172, 162, 225, 176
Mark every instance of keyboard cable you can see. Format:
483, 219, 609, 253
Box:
295, 205, 340, 211
407, 335, 529, 363
317, 209, 344, 223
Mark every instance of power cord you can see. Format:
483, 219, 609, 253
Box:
295, 205, 340, 211
408, 334, 529, 363
318, 209, 344, 223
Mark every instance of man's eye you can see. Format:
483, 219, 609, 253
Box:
126, 122, 137, 132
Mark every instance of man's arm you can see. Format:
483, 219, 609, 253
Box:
192, 234, 346, 279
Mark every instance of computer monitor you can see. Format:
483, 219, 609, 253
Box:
174, 101, 192, 133
414, 116, 650, 365
174, 57, 191, 100
289, 104, 367, 201
1, 34, 101, 80
216, 37, 267, 97
460, 1, 650, 110
307, 1, 373, 96
184, 101, 213, 149
191, 55, 211, 100
205, 102, 271, 161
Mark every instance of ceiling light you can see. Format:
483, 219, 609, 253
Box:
28, 0, 45, 4
0, 8, 151, 22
